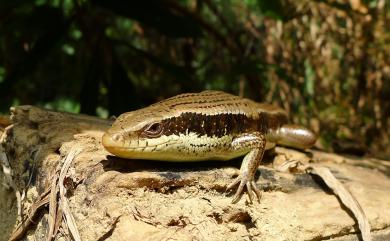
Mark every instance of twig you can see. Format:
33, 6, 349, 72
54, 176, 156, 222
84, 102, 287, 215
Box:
46, 172, 59, 241
59, 147, 83, 241
8, 188, 51, 241
54, 206, 64, 238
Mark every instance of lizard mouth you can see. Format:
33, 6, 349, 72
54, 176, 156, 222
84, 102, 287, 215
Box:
102, 132, 163, 158
102, 132, 138, 158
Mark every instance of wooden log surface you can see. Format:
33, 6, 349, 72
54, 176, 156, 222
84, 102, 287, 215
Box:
0, 105, 389, 241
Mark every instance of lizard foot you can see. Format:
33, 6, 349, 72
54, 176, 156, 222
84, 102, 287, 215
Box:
226, 174, 262, 204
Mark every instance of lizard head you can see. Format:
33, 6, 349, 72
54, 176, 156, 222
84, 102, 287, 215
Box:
102, 106, 179, 160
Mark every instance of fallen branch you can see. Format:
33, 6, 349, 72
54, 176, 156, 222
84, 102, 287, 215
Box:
307, 165, 372, 241
275, 156, 372, 241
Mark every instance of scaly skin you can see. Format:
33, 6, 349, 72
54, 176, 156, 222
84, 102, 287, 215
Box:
102, 90, 316, 203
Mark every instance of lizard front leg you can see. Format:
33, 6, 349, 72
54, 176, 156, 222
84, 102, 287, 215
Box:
227, 132, 266, 204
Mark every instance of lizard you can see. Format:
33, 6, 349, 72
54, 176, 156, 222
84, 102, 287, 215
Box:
102, 90, 317, 203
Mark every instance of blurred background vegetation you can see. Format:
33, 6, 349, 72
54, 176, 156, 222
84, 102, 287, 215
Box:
0, 0, 389, 159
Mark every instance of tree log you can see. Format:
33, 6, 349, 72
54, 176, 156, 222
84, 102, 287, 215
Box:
1, 105, 389, 241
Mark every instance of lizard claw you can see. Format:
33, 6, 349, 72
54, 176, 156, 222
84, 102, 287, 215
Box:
226, 175, 262, 204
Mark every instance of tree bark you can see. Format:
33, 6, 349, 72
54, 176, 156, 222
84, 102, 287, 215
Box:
1, 106, 389, 241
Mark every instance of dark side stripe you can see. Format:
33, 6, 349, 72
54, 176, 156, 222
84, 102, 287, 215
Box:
157, 112, 287, 138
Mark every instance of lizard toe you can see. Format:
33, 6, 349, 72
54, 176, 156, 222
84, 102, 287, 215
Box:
227, 175, 261, 204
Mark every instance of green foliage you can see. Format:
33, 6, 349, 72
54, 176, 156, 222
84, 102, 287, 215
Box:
0, 0, 389, 158
42, 98, 80, 113
304, 60, 315, 96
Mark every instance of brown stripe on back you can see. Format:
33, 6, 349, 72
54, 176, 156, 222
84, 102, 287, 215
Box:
151, 90, 226, 106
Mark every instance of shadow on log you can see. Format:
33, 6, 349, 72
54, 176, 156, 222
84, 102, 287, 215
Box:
1, 106, 390, 241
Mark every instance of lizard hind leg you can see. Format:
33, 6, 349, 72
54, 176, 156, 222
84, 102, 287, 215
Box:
227, 132, 266, 204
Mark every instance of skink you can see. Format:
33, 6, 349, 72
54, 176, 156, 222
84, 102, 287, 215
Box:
102, 90, 316, 203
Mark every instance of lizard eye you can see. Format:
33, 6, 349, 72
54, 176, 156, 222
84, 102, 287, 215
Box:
143, 122, 163, 137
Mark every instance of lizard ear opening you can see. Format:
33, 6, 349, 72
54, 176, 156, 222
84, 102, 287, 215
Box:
143, 122, 163, 137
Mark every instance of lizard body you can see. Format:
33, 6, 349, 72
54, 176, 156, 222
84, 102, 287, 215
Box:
102, 90, 316, 203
